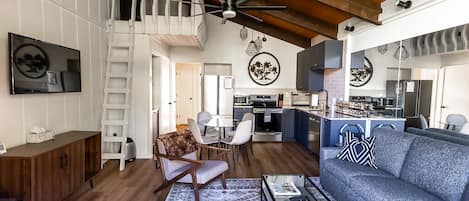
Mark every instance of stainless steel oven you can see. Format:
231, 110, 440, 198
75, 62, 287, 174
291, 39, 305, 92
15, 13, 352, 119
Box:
249, 95, 283, 142
252, 108, 283, 142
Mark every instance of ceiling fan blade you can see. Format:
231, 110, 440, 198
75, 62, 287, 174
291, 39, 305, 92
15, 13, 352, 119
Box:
238, 11, 263, 23
237, 5, 287, 10
191, 10, 223, 17
221, 18, 228, 24
169, 0, 221, 9
236, 0, 248, 5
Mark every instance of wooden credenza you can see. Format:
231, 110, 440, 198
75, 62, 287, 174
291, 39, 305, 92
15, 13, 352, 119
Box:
0, 131, 101, 201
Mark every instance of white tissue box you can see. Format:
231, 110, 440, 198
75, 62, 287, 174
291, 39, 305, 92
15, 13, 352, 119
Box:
27, 130, 54, 143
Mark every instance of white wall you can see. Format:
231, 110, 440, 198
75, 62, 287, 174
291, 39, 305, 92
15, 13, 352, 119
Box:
0, 0, 109, 148
170, 15, 302, 92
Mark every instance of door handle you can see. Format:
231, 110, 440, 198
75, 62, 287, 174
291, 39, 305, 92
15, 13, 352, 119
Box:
440, 106, 447, 109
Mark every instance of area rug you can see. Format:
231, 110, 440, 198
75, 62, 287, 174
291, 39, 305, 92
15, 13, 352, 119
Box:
165, 177, 336, 201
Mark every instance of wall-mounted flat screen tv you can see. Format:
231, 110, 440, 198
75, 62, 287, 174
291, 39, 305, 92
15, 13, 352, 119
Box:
9, 33, 81, 94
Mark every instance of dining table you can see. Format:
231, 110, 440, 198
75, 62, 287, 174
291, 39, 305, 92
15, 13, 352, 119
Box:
204, 116, 237, 143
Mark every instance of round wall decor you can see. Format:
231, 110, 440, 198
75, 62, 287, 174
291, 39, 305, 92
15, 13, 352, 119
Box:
350, 57, 373, 87
13, 44, 49, 79
248, 52, 280, 86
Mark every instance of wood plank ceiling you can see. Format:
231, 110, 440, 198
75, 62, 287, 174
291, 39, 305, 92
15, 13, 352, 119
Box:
204, 0, 384, 48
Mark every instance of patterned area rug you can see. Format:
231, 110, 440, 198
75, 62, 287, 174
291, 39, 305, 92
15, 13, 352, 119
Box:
165, 177, 336, 201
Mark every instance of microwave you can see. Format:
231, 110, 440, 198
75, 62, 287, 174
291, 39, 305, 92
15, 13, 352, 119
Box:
234, 95, 250, 106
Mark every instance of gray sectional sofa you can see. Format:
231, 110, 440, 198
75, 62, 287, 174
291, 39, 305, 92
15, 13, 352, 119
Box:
320, 128, 469, 201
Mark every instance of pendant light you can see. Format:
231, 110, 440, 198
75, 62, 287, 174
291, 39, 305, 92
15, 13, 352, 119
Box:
246, 31, 258, 56
240, 26, 248, 40
255, 32, 263, 51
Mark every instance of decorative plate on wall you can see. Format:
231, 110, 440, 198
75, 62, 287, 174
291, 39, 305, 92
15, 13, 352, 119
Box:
350, 57, 373, 87
248, 52, 280, 86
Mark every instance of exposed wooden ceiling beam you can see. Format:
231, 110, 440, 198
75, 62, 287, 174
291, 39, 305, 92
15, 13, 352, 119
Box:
315, 0, 382, 25
210, 12, 311, 48
244, 0, 338, 39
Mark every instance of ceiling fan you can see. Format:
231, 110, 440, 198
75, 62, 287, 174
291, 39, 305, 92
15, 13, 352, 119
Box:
171, 0, 287, 24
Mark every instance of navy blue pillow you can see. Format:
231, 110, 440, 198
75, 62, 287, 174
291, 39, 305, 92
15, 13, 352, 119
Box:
337, 132, 377, 169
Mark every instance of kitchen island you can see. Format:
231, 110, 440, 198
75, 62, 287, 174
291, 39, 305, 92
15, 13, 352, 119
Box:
282, 106, 406, 155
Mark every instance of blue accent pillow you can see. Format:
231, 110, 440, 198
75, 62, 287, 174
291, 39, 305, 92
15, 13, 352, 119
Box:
336, 132, 378, 169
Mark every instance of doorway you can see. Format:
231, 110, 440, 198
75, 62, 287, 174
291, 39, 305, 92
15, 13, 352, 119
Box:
175, 63, 202, 127
438, 65, 469, 128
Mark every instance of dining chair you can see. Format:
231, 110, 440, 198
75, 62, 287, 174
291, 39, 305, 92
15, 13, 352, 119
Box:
188, 118, 219, 159
445, 114, 467, 132
153, 131, 229, 201
460, 122, 469, 135
419, 114, 429, 129
197, 112, 217, 136
221, 120, 252, 168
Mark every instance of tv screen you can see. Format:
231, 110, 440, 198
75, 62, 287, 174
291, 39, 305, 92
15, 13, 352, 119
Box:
9, 33, 81, 94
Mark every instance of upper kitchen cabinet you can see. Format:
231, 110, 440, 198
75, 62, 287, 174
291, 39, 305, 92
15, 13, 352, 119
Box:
351, 51, 365, 69
297, 51, 324, 92
306, 40, 344, 70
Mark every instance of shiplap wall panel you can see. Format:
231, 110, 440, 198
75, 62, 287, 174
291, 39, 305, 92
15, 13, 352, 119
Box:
62, 0, 76, 11
20, 0, 43, 42
77, 0, 89, 19
62, 10, 78, 48
0, 0, 108, 147
44, 0, 62, 44
77, 18, 94, 130
47, 95, 67, 133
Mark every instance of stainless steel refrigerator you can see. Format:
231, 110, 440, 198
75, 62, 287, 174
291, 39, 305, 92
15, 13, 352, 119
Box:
386, 80, 433, 119
203, 75, 234, 116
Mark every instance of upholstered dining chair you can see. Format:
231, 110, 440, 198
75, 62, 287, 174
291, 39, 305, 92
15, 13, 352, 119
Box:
221, 120, 252, 168
154, 130, 230, 201
419, 114, 429, 129
460, 123, 469, 135
188, 118, 219, 159
197, 112, 217, 136
446, 114, 467, 132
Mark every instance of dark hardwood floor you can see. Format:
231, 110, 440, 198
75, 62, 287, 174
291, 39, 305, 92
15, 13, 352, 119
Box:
69, 142, 319, 201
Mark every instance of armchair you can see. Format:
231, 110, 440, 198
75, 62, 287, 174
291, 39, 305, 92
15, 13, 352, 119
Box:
154, 131, 230, 201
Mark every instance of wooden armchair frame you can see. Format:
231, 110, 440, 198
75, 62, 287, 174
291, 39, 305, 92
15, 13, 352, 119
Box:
154, 145, 230, 201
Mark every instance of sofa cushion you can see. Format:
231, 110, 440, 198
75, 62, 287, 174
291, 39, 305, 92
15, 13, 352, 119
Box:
400, 136, 469, 201
322, 159, 393, 185
407, 127, 469, 146
373, 128, 416, 177
175, 160, 229, 184
337, 134, 377, 169
350, 176, 443, 201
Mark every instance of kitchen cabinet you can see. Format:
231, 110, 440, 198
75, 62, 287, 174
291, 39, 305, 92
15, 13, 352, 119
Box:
233, 107, 253, 121
296, 40, 343, 91
370, 120, 405, 134
294, 110, 309, 149
322, 119, 367, 147
282, 109, 296, 141
306, 40, 343, 70
0, 131, 101, 201
351, 51, 365, 69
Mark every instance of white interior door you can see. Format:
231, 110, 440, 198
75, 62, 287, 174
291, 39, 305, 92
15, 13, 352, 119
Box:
156, 56, 172, 133
169, 62, 177, 131
439, 65, 469, 127
176, 64, 195, 125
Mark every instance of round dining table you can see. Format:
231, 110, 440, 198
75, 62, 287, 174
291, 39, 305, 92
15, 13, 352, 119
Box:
204, 116, 237, 143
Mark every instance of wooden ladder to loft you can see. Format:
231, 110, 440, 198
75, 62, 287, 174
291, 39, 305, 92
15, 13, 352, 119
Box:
101, 0, 137, 171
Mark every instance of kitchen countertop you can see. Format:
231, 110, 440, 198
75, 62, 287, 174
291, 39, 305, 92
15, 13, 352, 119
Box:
283, 106, 406, 121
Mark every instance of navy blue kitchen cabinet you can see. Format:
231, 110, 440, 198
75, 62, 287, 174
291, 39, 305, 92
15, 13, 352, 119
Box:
322, 119, 367, 147
294, 110, 309, 148
282, 109, 296, 141
233, 107, 253, 121
370, 120, 405, 134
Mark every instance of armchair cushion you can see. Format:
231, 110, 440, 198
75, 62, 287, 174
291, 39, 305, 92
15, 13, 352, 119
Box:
159, 129, 198, 157
174, 160, 229, 184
